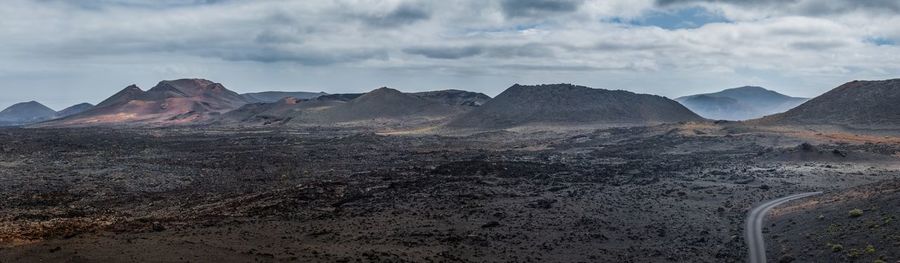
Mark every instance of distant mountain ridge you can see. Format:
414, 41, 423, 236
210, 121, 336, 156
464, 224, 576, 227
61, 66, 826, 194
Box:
17, 78, 897, 131
676, 86, 807, 120
37, 78, 248, 127
757, 79, 900, 128
446, 84, 704, 130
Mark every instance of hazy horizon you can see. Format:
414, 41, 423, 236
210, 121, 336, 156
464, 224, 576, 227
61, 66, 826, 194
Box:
2, 0, 899, 109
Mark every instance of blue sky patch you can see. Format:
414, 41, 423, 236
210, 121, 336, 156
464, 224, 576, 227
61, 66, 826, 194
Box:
866, 36, 896, 46
611, 6, 730, 30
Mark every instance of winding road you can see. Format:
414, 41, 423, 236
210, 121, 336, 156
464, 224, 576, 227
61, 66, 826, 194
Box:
745, 192, 823, 263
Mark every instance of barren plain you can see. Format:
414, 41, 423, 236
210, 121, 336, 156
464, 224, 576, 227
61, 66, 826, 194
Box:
0, 123, 897, 262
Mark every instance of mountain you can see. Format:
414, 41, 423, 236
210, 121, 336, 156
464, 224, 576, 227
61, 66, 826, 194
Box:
222, 96, 340, 125
241, 91, 328, 103
446, 84, 704, 130
95, 84, 144, 108
222, 88, 482, 127
413, 90, 491, 106
757, 79, 900, 128
317, 93, 363, 102
55, 103, 94, 118
312, 87, 460, 122
676, 86, 808, 120
39, 79, 248, 127
0, 101, 57, 126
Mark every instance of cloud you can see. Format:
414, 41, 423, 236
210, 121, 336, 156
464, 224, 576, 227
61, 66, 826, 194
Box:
500, 0, 584, 18
359, 4, 431, 28
404, 43, 557, 60
404, 46, 484, 59
655, 0, 900, 15
789, 40, 851, 51
214, 48, 389, 65
36, 0, 232, 9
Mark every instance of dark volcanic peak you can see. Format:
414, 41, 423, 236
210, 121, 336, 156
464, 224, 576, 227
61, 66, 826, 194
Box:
350, 87, 409, 105
414, 89, 491, 106
676, 86, 807, 121
144, 79, 246, 103
323, 87, 456, 120
447, 83, 703, 129
56, 103, 94, 118
96, 84, 145, 108
759, 78, 900, 127
366, 87, 403, 96
0, 101, 58, 126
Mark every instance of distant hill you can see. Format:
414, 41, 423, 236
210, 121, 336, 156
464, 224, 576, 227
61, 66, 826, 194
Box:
0, 101, 57, 126
317, 93, 364, 102
311, 87, 460, 122
241, 91, 328, 103
757, 79, 900, 128
676, 86, 807, 120
413, 90, 491, 106
223, 96, 345, 125
39, 79, 248, 127
446, 84, 704, 130
222, 88, 486, 127
56, 103, 94, 118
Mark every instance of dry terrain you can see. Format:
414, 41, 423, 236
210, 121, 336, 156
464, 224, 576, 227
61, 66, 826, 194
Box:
0, 123, 897, 262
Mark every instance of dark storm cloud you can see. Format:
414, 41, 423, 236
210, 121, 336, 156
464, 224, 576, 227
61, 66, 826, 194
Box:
404, 43, 556, 60
211, 48, 389, 65
254, 30, 304, 45
500, 0, 584, 18
38, 0, 231, 9
359, 4, 431, 28
404, 46, 484, 59
483, 44, 556, 59
789, 40, 850, 51
655, 0, 900, 15
655, 0, 788, 6
49, 36, 387, 66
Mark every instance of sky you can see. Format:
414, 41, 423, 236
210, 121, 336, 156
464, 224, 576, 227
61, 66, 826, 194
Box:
1, 0, 899, 110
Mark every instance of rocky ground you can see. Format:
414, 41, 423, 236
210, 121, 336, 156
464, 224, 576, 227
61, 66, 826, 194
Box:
770, 180, 900, 263
0, 123, 897, 262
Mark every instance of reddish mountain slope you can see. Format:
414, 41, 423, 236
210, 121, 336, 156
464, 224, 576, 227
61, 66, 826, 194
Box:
39, 79, 247, 127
